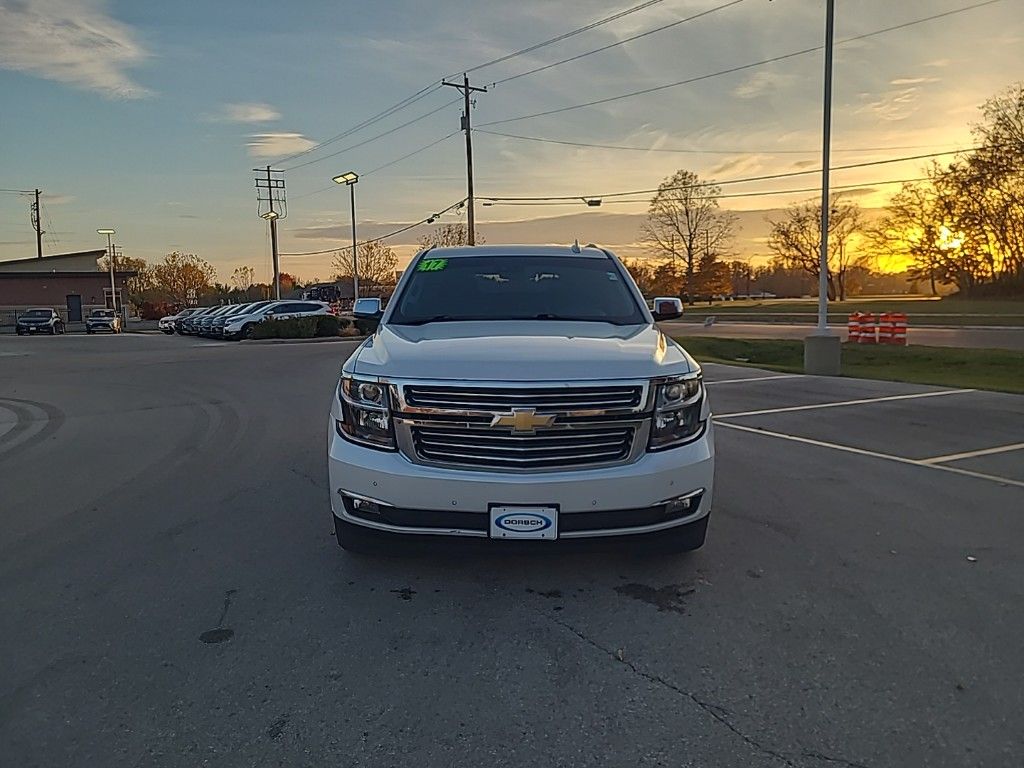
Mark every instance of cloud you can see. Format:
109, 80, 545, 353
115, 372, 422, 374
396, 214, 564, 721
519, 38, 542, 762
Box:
41, 193, 75, 205
247, 132, 316, 158
210, 102, 281, 123
889, 77, 940, 86
732, 71, 796, 99
857, 88, 921, 122
0, 0, 152, 99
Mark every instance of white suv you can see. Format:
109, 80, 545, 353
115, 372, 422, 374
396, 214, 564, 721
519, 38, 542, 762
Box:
328, 245, 713, 553
222, 300, 330, 340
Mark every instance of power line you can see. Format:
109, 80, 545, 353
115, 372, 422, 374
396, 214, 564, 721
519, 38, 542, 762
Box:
280, 198, 467, 256
479, 0, 1004, 127
273, 83, 444, 164
480, 147, 976, 202
492, 0, 747, 86
481, 176, 931, 206
281, 97, 460, 171
289, 131, 462, 202
477, 128, 965, 156
449, 0, 670, 79
0, 188, 33, 194
274, 0, 678, 166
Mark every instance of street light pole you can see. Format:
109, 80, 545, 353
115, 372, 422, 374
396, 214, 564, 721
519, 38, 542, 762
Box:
804, 0, 841, 376
332, 171, 360, 303
350, 182, 359, 302
97, 228, 116, 312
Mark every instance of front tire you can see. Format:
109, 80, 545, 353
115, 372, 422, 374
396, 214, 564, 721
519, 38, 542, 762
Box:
242, 324, 256, 340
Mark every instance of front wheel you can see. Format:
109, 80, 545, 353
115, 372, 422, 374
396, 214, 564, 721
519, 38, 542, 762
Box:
242, 324, 256, 340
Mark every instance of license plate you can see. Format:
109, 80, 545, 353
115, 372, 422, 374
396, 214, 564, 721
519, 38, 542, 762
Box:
489, 506, 558, 540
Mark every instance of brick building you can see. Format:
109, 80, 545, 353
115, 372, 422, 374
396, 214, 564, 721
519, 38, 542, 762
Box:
0, 250, 135, 326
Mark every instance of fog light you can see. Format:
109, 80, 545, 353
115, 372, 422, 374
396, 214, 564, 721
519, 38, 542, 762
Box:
351, 497, 380, 515
664, 489, 703, 516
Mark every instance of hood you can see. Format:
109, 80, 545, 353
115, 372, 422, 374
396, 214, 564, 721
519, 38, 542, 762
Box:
349, 321, 695, 382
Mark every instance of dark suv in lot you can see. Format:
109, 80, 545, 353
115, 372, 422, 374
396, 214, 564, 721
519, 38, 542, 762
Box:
16, 308, 65, 335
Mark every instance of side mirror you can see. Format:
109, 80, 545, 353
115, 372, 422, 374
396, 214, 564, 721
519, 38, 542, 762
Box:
353, 298, 383, 318
652, 297, 683, 321
353, 298, 383, 334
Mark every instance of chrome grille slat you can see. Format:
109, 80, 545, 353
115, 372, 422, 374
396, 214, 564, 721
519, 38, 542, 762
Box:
410, 424, 635, 469
418, 437, 628, 453
403, 384, 642, 412
409, 398, 636, 409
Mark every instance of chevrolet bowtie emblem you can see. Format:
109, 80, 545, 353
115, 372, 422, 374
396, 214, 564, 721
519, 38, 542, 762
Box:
490, 408, 556, 434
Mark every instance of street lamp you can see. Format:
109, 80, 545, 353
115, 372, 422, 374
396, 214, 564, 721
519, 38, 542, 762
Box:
97, 228, 117, 312
333, 171, 359, 302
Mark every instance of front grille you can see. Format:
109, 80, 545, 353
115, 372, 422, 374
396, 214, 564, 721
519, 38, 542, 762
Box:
403, 384, 642, 412
410, 424, 635, 470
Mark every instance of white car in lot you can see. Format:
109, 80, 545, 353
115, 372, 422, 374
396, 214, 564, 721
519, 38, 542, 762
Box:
328, 244, 713, 553
222, 300, 331, 340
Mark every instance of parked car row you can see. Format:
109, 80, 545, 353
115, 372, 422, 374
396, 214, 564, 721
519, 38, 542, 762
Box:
15, 307, 124, 336
159, 300, 332, 340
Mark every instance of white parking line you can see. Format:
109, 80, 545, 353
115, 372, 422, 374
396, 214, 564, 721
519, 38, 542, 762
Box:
716, 421, 1024, 489
715, 389, 975, 419
705, 375, 804, 386
920, 442, 1024, 465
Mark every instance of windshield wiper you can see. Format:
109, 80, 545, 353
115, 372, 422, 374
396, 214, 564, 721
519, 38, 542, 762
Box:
524, 314, 633, 325
394, 315, 483, 326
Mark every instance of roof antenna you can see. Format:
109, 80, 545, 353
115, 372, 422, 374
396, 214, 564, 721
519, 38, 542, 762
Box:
571, 238, 581, 253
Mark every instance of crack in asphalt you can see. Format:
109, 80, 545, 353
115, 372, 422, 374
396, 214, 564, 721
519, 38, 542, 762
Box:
217, 588, 237, 627
801, 751, 871, 768
544, 612, 868, 768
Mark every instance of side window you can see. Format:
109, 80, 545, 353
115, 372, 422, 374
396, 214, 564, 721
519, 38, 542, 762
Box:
298, 303, 324, 313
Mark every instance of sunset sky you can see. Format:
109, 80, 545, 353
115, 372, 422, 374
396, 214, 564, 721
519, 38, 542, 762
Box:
1, 0, 1021, 282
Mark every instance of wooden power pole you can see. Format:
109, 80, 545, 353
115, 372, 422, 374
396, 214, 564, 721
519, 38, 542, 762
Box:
443, 74, 487, 245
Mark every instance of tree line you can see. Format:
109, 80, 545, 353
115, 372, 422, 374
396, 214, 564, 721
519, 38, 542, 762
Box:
625, 81, 1024, 300
101, 223, 481, 316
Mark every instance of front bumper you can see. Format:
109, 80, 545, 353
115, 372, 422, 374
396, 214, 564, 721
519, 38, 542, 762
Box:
17, 324, 51, 333
328, 418, 714, 539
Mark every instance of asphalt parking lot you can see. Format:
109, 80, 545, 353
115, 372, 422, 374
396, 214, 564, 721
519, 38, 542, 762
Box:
1, 332, 1022, 767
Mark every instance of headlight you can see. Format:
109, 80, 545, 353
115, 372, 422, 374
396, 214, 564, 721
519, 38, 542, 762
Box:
337, 375, 394, 449
648, 374, 705, 451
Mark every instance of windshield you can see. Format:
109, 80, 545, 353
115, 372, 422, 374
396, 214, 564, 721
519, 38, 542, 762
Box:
389, 255, 645, 325
90, 310, 115, 318
23, 310, 52, 318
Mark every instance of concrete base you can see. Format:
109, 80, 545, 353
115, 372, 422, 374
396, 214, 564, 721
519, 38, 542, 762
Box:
804, 333, 842, 376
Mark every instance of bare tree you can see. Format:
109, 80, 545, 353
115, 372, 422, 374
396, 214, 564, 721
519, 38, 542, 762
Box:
417, 223, 484, 249
641, 169, 736, 296
230, 265, 256, 291
767, 196, 863, 300
332, 241, 399, 286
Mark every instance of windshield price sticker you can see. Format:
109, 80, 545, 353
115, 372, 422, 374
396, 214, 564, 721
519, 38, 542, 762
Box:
418, 258, 448, 272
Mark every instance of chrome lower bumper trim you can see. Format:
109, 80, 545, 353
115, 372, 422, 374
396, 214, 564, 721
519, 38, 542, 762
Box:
334, 505, 708, 539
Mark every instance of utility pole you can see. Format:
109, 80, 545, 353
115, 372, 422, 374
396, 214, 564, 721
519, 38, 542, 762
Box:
443, 74, 487, 245
804, 0, 841, 375
255, 167, 286, 299
31, 189, 44, 259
